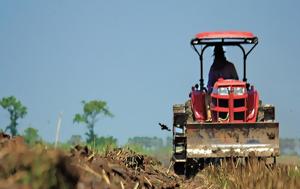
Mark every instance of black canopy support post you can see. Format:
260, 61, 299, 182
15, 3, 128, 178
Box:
192, 44, 205, 91
236, 44, 247, 82
200, 53, 204, 90
200, 45, 210, 91
241, 41, 258, 82
246, 42, 258, 57
243, 56, 247, 82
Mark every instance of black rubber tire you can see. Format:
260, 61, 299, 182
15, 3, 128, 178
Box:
173, 162, 185, 175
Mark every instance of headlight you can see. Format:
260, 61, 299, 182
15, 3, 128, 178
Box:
212, 87, 245, 95
217, 87, 229, 95
233, 87, 245, 95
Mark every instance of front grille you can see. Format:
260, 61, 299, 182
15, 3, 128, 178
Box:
234, 111, 245, 120
234, 99, 245, 107
219, 99, 229, 107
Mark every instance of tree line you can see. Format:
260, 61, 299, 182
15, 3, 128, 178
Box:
280, 138, 300, 155
0, 96, 172, 156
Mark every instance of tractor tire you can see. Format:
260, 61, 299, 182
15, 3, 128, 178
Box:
173, 162, 185, 175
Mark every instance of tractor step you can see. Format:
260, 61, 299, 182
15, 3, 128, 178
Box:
172, 154, 187, 162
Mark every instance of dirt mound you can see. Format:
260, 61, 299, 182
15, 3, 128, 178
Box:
71, 146, 180, 189
105, 148, 162, 169
0, 134, 180, 189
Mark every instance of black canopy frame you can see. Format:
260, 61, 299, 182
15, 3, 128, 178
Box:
191, 37, 258, 91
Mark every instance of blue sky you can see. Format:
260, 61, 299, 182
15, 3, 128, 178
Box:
0, 1, 299, 144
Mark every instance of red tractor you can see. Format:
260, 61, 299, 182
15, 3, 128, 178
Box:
172, 31, 279, 175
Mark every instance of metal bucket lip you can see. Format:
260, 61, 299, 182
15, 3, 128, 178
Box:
185, 122, 279, 158
186, 143, 279, 158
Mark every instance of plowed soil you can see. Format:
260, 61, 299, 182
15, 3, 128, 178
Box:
0, 133, 299, 189
0, 133, 180, 189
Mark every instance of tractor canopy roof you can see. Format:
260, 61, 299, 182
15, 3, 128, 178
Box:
191, 31, 258, 45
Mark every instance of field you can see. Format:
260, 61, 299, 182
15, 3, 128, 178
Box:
0, 133, 300, 189
277, 155, 300, 165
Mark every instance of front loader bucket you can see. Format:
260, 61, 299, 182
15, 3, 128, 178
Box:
186, 122, 279, 158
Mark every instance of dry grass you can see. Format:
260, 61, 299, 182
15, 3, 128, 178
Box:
188, 159, 300, 189
277, 155, 300, 165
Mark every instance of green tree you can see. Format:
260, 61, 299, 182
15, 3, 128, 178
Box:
23, 127, 41, 146
73, 100, 113, 143
0, 96, 27, 136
